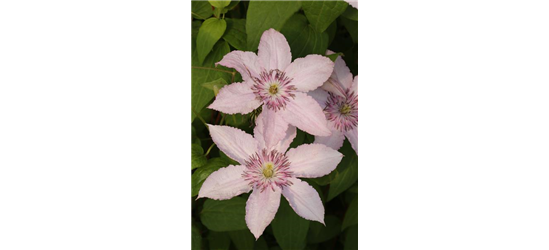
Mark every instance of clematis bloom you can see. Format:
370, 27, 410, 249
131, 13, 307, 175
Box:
309, 52, 358, 154
209, 28, 334, 137
198, 112, 343, 239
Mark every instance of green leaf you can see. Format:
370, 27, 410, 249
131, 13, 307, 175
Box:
192, 1, 213, 20
326, 52, 344, 62
344, 225, 358, 250
200, 196, 248, 231
219, 151, 240, 165
310, 169, 338, 186
341, 196, 358, 231
272, 198, 310, 250
197, 18, 227, 65
208, 0, 231, 9
280, 13, 329, 60
302, 0, 348, 33
192, 224, 202, 250
326, 20, 338, 46
191, 157, 231, 197
327, 154, 358, 201
223, 18, 247, 50
191, 41, 232, 122
191, 126, 202, 146
289, 129, 306, 149
228, 230, 255, 250
191, 21, 202, 36
254, 236, 269, 250
341, 5, 358, 21
201, 78, 228, 96
208, 231, 231, 250
307, 215, 342, 244
347, 183, 358, 193
191, 144, 208, 170
224, 113, 249, 127
246, 1, 302, 51
226, 0, 240, 10
339, 17, 358, 43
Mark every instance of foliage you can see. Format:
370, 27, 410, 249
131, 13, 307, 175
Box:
191, 1, 358, 249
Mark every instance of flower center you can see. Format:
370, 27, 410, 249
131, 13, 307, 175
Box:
339, 104, 351, 115
242, 149, 293, 192
324, 90, 358, 132
268, 84, 279, 95
251, 69, 296, 111
262, 162, 274, 178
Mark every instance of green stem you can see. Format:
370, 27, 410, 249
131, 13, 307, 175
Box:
191, 107, 207, 126
205, 143, 216, 156
191, 11, 206, 20
219, 114, 225, 125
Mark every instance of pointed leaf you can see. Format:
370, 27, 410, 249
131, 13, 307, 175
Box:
192, 1, 213, 20
191, 144, 207, 170
246, 1, 301, 51
341, 196, 358, 231
192, 224, 202, 250
191, 157, 231, 197
223, 18, 247, 50
307, 215, 342, 244
280, 14, 329, 60
228, 230, 255, 250
201, 78, 228, 96
191, 41, 232, 122
200, 196, 248, 231
197, 18, 227, 64
302, 0, 348, 33
208, 0, 231, 9
327, 152, 358, 201
271, 198, 309, 250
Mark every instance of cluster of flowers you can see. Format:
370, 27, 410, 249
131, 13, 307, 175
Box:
198, 28, 359, 239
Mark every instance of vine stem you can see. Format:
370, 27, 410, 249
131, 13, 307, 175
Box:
191, 11, 206, 20
204, 143, 216, 157
191, 107, 207, 126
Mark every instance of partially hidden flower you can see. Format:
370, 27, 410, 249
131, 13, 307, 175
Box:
309, 52, 358, 154
198, 111, 343, 239
209, 28, 334, 137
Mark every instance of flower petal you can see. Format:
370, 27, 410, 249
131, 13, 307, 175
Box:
314, 127, 345, 151
282, 178, 325, 224
246, 187, 281, 239
208, 125, 259, 164
273, 125, 296, 153
351, 75, 358, 93
281, 92, 331, 136
332, 54, 354, 90
209, 82, 262, 114
284, 55, 334, 92
307, 88, 329, 109
198, 165, 251, 200
216, 51, 263, 82
286, 144, 343, 178
257, 29, 292, 71
254, 108, 289, 151
344, 127, 358, 154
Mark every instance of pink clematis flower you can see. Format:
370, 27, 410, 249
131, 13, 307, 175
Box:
309, 52, 358, 154
198, 112, 343, 239
209, 28, 334, 137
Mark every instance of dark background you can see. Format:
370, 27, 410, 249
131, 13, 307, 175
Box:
359, 44, 549, 250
